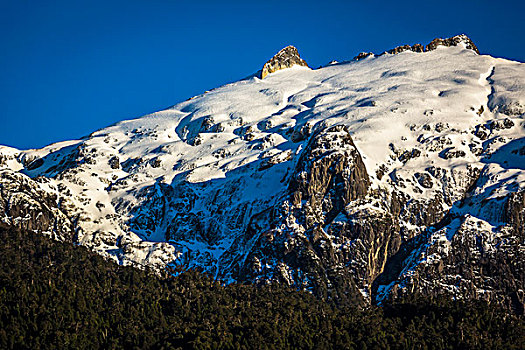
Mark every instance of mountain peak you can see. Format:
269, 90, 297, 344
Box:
426, 34, 479, 54
261, 45, 308, 79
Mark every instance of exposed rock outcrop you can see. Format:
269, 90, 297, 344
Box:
387, 44, 424, 54
370, 35, 479, 61
0, 170, 74, 241
505, 190, 525, 236
261, 45, 308, 79
232, 125, 372, 304
374, 181, 525, 315
425, 34, 479, 54
285, 125, 370, 223
354, 52, 374, 61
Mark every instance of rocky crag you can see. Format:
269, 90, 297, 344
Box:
260, 45, 308, 79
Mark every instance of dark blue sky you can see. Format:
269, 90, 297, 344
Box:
1, 0, 524, 149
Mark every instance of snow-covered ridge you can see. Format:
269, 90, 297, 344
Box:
1, 35, 524, 310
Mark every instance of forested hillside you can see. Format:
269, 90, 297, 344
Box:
0, 225, 524, 349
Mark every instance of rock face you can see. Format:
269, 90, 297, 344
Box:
375, 195, 525, 315
0, 170, 74, 241
374, 158, 525, 313
229, 125, 371, 303
1, 34, 525, 313
261, 45, 308, 79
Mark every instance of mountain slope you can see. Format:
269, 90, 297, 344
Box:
1, 35, 524, 311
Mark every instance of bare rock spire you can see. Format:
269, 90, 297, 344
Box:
261, 45, 308, 79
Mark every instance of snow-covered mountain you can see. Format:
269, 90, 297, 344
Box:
1, 35, 524, 312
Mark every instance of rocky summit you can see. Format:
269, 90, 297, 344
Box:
1, 34, 525, 314
260, 45, 309, 79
